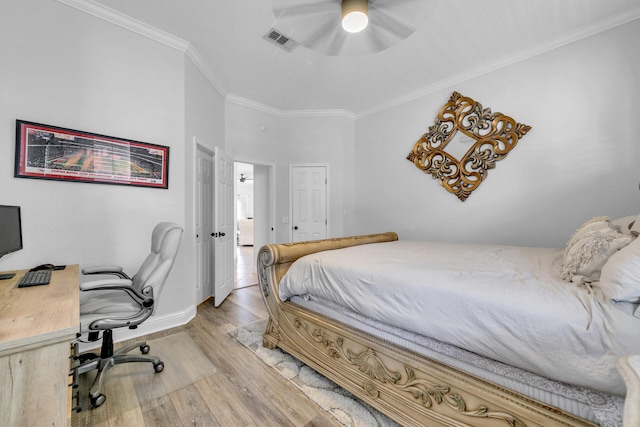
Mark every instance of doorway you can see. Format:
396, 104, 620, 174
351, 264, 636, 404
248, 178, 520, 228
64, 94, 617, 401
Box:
233, 161, 275, 288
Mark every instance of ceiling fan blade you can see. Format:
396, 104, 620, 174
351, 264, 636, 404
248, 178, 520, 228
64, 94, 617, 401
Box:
369, 0, 426, 11
368, 4, 416, 40
272, 0, 338, 19
293, 17, 346, 56
325, 27, 349, 56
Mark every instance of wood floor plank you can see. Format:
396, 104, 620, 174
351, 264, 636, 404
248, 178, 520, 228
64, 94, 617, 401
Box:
108, 407, 145, 427
195, 375, 263, 426
141, 394, 182, 427
168, 383, 220, 426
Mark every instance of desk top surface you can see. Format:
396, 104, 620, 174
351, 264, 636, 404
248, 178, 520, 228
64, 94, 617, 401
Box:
0, 264, 79, 355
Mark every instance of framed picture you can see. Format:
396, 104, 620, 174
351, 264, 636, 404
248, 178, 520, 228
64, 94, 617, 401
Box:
14, 120, 170, 189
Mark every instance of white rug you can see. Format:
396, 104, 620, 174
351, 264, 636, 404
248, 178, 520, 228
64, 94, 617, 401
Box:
231, 319, 401, 427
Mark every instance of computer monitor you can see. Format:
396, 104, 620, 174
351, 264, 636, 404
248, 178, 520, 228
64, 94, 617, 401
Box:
0, 205, 23, 258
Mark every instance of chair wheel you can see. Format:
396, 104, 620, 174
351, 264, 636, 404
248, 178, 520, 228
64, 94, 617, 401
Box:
154, 362, 164, 373
90, 393, 106, 408
140, 344, 150, 354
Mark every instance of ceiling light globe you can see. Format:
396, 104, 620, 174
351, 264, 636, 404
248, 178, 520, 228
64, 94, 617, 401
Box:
342, 11, 368, 33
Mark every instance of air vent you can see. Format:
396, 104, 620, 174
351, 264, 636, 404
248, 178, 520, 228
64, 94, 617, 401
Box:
263, 28, 299, 52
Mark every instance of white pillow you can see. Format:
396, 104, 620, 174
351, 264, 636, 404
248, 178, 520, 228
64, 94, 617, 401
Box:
600, 236, 640, 303
611, 215, 637, 235
563, 216, 611, 256
560, 226, 634, 283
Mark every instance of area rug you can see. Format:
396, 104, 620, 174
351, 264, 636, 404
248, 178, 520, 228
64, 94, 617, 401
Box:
230, 319, 401, 427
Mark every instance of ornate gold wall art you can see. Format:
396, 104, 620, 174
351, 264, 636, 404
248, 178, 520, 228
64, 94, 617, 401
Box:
407, 92, 532, 201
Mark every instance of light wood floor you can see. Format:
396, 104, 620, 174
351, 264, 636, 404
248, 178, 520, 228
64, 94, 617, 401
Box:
234, 245, 258, 289
72, 246, 341, 427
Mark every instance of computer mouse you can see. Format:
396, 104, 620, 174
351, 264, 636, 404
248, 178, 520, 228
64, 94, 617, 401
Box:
31, 263, 55, 271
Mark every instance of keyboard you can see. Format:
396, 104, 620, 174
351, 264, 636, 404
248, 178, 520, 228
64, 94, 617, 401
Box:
18, 269, 52, 287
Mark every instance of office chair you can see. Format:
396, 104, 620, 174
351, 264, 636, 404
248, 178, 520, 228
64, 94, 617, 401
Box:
73, 222, 183, 409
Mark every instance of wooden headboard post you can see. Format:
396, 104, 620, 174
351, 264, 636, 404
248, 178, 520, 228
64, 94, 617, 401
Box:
257, 232, 398, 335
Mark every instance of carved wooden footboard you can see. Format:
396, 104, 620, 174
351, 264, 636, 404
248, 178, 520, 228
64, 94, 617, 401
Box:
257, 233, 598, 427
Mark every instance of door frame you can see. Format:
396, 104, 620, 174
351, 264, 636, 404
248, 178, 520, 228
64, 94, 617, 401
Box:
234, 157, 277, 252
289, 163, 330, 243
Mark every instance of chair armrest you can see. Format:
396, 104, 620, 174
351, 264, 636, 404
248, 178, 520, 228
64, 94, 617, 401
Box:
80, 279, 154, 308
80, 278, 132, 291
81, 265, 130, 279
89, 307, 154, 330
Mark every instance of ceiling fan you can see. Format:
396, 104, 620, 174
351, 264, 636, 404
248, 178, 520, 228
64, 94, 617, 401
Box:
270, 0, 428, 56
239, 174, 253, 183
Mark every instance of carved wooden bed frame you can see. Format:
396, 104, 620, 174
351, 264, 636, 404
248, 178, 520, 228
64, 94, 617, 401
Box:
257, 232, 609, 427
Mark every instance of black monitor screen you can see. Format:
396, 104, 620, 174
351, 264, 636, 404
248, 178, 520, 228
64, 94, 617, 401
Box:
0, 205, 23, 258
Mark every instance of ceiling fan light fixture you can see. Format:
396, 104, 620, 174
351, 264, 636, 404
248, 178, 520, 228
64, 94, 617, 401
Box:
341, 0, 368, 33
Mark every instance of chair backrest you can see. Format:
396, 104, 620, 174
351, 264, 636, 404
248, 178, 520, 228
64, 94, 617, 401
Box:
132, 222, 183, 302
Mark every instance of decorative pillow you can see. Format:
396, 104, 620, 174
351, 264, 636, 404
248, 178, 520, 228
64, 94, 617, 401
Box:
599, 236, 640, 303
630, 213, 640, 237
560, 226, 634, 283
563, 216, 611, 257
611, 215, 637, 235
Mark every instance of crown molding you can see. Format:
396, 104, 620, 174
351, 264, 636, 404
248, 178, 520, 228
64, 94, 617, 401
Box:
55, 0, 227, 98
56, 0, 189, 51
184, 45, 228, 99
357, 7, 640, 119
226, 94, 356, 120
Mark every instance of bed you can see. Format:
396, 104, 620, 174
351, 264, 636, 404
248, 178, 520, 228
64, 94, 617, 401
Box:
257, 216, 640, 427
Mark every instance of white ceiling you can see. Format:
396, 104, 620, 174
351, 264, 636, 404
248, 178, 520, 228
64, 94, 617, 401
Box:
84, 0, 640, 116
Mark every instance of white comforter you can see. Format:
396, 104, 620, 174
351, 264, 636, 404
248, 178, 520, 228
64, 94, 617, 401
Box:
278, 240, 640, 396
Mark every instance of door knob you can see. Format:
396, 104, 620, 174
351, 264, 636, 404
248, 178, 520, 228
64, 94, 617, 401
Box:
219, 232, 226, 237
211, 233, 215, 237
294, 226, 298, 230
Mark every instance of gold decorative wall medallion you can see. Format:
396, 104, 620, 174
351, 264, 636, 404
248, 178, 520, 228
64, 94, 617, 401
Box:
407, 92, 531, 201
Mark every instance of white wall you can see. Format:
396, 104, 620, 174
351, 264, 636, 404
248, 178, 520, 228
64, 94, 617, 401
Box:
352, 19, 640, 248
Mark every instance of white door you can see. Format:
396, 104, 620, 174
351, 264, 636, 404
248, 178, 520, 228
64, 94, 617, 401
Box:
291, 165, 327, 242
195, 147, 214, 304
214, 146, 235, 307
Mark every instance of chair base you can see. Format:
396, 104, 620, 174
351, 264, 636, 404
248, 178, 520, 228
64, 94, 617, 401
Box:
73, 329, 164, 409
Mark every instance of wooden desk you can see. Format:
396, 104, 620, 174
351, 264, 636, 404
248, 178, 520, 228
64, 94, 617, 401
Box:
0, 265, 79, 427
